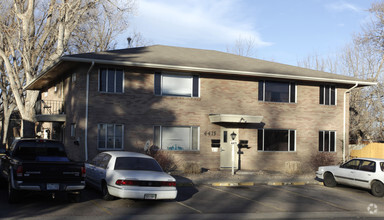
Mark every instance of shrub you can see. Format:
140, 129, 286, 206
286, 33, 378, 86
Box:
183, 162, 201, 174
309, 152, 337, 171
145, 145, 178, 172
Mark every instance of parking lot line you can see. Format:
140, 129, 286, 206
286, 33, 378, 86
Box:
268, 186, 351, 211
177, 201, 203, 214
90, 200, 113, 215
204, 185, 286, 212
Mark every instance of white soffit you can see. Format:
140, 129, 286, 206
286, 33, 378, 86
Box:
209, 114, 263, 123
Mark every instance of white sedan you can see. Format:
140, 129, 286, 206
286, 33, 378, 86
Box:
316, 158, 384, 197
85, 151, 177, 200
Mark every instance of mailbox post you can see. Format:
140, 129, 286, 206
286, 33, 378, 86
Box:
230, 132, 237, 175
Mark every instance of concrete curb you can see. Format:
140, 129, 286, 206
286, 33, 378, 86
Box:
176, 181, 323, 187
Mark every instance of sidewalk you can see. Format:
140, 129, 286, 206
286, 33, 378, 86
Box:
172, 170, 322, 187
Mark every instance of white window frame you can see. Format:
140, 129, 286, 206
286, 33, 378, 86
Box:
154, 72, 200, 97
97, 123, 124, 150
319, 130, 336, 152
259, 81, 296, 103
153, 125, 200, 151
98, 68, 124, 93
258, 129, 296, 152
320, 85, 337, 106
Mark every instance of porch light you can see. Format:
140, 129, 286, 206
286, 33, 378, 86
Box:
231, 132, 237, 140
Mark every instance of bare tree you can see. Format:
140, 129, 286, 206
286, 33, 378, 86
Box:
226, 35, 258, 57
0, 3, 17, 145
297, 1, 384, 143
126, 30, 153, 48
0, 0, 136, 137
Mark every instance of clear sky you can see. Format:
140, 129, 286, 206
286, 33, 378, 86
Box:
122, 0, 376, 66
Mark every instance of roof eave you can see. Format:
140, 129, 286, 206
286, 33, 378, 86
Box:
61, 57, 377, 86
25, 56, 377, 90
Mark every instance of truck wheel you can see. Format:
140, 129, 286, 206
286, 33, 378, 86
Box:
323, 172, 337, 187
371, 181, 384, 197
8, 180, 20, 203
102, 182, 114, 201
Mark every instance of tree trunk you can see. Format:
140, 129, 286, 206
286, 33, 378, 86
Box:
20, 90, 39, 138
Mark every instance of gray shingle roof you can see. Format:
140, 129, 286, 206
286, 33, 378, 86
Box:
26, 45, 375, 90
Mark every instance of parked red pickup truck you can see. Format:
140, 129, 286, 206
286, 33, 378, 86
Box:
0, 139, 85, 203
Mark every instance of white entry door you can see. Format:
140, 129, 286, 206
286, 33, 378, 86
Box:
220, 128, 239, 168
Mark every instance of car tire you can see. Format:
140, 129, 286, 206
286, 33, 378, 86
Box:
371, 181, 384, 197
8, 178, 20, 203
102, 182, 115, 201
323, 172, 337, 187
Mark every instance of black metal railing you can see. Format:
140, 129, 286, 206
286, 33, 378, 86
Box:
35, 100, 65, 115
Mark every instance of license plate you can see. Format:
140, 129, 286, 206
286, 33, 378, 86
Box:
144, 194, 156, 200
47, 183, 59, 190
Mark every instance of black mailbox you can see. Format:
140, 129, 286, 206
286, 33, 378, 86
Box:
211, 139, 220, 148
238, 140, 249, 149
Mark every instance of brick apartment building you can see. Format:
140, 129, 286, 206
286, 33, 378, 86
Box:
25, 45, 375, 172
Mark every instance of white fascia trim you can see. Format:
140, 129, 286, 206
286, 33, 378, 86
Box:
62, 57, 378, 86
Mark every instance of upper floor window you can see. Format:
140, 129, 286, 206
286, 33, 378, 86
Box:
257, 129, 296, 152
99, 68, 124, 93
258, 81, 296, 103
154, 72, 199, 97
320, 85, 336, 105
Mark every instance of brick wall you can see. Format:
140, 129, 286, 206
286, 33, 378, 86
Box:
43, 65, 350, 171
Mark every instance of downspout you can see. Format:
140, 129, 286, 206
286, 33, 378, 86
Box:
343, 82, 358, 162
85, 61, 95, 161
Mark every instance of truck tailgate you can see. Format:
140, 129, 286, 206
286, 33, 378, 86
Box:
19, 161, 85, 183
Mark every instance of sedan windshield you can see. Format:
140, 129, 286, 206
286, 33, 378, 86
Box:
114, 157, 163, 172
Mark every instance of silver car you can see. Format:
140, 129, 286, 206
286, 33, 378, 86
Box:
85, 151, 177, 200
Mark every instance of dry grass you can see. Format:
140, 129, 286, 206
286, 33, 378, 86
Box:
182, 162, 201, 174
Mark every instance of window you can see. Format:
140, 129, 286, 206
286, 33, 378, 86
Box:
320, 85, 336, 105
154, 126, 199, 151
258, 81, 296, 103
114, 157, 163, 171
154, 72, 199, 97
70, 123, 76, 137
99, 68, 124, 93
319, 131, 336, 152
257, 129, 296, 151
341, 159, 360, 170
359, 160, 376, 172
98, 124, 124, 149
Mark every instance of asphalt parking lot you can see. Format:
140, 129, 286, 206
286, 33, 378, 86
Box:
0, 182, 384, 220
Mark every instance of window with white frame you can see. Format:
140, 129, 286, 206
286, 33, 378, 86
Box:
257, 129, 296, 151
99, 68, 124, 93
154, 72, 199, 97
320, 85, 336, 105
319, 130, 336, 152
153, 126, 199, 151
258, 81, 296, 103
98, 124, 124, 149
